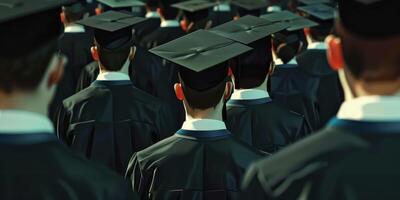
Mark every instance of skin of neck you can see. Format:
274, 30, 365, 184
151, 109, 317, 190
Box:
99, 48, 133, 75
184, 97, 225, 121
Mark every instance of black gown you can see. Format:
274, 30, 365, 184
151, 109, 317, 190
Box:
133, 17, 161, 48
139, 26, 186, 49
296, 50, 344, 128
0, 132, 136, 200
271, 64, 321, 130
49, 30, 93, 121
126, 129, 265, 200
57, 80, 173, 175
240, 118, 400, 200
226, 97, 311, 153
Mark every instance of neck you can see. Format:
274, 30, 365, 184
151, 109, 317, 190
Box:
99, 55, 131, 75
184, 100, 224, 121
0, 91, 49, 116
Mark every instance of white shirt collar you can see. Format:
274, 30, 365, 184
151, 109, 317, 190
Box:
64, 24, 85, 33
96, 72, 130, 81
213, 3, 231, 12
267, 5, 282, 13
146, 11, 160, 18
337, 95, 400, 122
307, 42, 327, 50
275, 58, 297, 65
231, 89, 270, 100
182, 119, 227, 131
0, 110, 54, 134
160, 20, 180, 28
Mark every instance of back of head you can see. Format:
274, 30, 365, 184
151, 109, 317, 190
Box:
146, 0, 159, 10
159, 0, 181, 20
337, 0, 400, 82
0, 8, 61, 93
63, 2, 85, 23
233, 37, 273, 89
273, 30, 303, 64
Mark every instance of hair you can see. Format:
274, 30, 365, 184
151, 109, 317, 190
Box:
273, 31, 302, 64
159, 3, 179, 20
233, 37, 273, 89
146, 0, 159, 10
180, 62, 229, 110
235, 8, 262, 17
63, 7, 84, 23
96, 41, 131, 71
308, 17, 333, 42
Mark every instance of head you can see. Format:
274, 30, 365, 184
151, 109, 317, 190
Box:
326, 0, 400, 98
181, 10, 213, 33
304, 16, 333, 42
146, 0, 159, 11
174, 63, 232, 119
61, 3, 85, 26
233, 37, 273, 89
158, 0, 180, 20
91, 28, 134, 72
272, 30, 303, 64
0, 8, 65, 114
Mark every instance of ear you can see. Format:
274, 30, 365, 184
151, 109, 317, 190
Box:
91, 46, 99, 61
157, 8, 162, 17
174, 83, 185, 101
60, 12, 66, 24
326, 35, 345, 71
224, 81, 232, 100
180, 19, 188, 32
47, 58, 65, 88
95, 7, 102, 15
303, 28, 311, 37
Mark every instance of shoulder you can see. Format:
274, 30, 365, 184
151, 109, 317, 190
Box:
62, 86, 103, 109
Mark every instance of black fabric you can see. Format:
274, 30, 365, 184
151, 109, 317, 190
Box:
49, 30, 93, 121
209, 10, 235, 26
0, 133, 136, 200
226, 99, 311, 153
139, 26, 186, 50
126, 131, 266, 200
240, 119, 400, 200
133, 17, 161, 47
57, 81, 173, 175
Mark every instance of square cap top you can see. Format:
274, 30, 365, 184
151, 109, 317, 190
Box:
97, 0, 144, 8
172, 0, 217, 12
261, 10, 318, 31
231, 0, 269, 10
76, 10, 146, 32
150, 30, 252, 72
298, 3, 334, 20
210, 15, 288, 44
298, 0, 330, 5
0, 0, 75, 23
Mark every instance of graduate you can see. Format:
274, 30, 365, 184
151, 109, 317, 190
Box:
209, 0, 235, 26
133, 0, 161, 47
49, 2, 93, 121
172, 0, 216, 33
211, 15, 311, 153
57, 11, 172, 175
126, 30, 265, 199
139, 0, 185, 49
0, 0, 135, 199
262, 10, 321, 130
297, 3, 344, 128
240, 0, 400, 199
231, 0, 269, 17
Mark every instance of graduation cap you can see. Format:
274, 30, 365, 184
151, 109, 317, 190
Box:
77, 10, 146, 50
63, 1, 85, 13
150, 30, 252, 91
298, 3, 334, 21
172, 0, 216, 12
231, 0, 269, 16
210, 15, 288, 45
298, 0, 331, 5
261, 10, 318, 31
0, 0, 76, 56
97, 0, 144, 8
338, 0, 400, 38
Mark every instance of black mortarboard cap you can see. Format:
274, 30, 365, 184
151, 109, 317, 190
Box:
0, 0, 76, 57
97, 0, 144, 8
210, 15, 288, 44
150, 30, 252, 90
298, 0, 331, 5
77, 10, 146, 50
261, 10, 318, 31
298, 3, 334, 21
231, 0, 269, 11
172, 0, 216, 12
63, 1, 85, 13
338, 0, 400, 38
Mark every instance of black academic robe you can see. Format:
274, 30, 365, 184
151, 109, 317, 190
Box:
0, 132, 136, 200
271, 64, 321, 130
209, 10, 235, 26
126, 129, 265, 200
57, 80, 172, 175
49, 31, 93, 121
226, 97, 311, 153
239, 119, 400, 200
134, 17, 161, 48
76, 47, 162, 98
296, 49, 344, 128
139, 26, 186, 49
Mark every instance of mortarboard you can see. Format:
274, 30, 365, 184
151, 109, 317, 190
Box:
97, 0, 144, 8
261, 10, 318, 31
231, 0, 269, 11
150, 30, 252, 91
338, 0, 400, 38
298, 0, 331, 5
63, 2, 85, 14
298, 3, 334, 21
210, 15, 288, 44
77, 10, 146, 50
0, 0, 76, 56
172, 0, 216, 13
